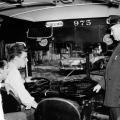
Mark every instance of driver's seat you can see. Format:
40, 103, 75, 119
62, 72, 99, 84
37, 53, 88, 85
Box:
1, 88, 21, 113
0, 88, 27, 120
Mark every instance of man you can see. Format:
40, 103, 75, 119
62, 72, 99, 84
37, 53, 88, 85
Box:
92, 15, 120, 120
5, 43, 38, 119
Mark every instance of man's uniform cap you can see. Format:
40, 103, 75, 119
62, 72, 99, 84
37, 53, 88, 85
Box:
108, 15, 120, 27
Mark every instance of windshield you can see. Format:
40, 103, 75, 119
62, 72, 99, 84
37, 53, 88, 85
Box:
0, 0, 55, 11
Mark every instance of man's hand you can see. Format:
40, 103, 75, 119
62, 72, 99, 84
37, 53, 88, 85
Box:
93, 84, 102, 93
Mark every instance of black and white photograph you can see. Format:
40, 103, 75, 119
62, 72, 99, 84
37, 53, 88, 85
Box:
0, 0, 120, 120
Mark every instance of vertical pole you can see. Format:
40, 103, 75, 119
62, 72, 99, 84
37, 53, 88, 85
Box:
27, 49, 32, 76
86, 52, 90, 79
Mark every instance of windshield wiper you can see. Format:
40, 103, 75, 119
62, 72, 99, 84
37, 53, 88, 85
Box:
0, 0, 56, 7
0, 0, 23, 4
92, 0, 120, 5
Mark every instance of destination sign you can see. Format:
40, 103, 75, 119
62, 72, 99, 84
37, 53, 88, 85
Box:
73, 19, 92, 26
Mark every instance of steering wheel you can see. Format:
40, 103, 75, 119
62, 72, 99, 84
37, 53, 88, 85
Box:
25, 77, 50, 100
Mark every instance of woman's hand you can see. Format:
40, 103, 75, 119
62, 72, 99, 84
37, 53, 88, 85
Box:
93, 84, 102, 93
0, 83, 5, 88
25, 76, 36, 83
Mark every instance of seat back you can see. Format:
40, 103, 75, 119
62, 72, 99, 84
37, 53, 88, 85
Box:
1, 88, 21, 113
35, 97, 81, 120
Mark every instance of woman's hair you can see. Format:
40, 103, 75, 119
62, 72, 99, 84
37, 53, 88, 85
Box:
0, 60, 7, 69
8, 43, 27, 61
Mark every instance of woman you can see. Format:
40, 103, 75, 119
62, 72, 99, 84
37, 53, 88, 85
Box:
5, 43, 38, 120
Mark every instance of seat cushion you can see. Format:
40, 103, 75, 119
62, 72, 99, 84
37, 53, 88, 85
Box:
5, 112, 27, 120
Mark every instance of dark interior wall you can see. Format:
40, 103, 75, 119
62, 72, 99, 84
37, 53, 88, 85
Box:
0, 17, 108, 52
53, 17, 108, 53
0, 18, 29, 43
54, 24, 107, 52
76, 25, 107, 52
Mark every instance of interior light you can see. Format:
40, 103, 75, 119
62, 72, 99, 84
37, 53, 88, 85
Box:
46, 21, 63, 28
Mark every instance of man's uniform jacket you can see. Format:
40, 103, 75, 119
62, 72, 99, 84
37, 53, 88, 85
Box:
103, 43, 120, 107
